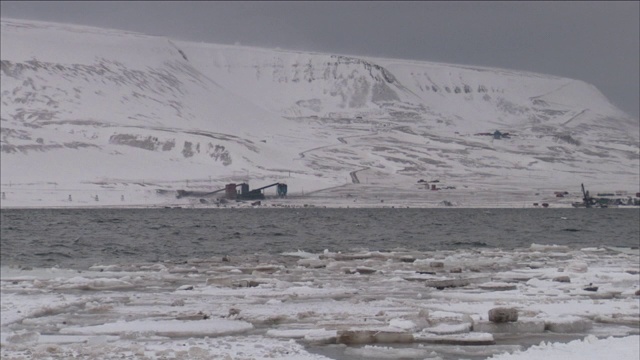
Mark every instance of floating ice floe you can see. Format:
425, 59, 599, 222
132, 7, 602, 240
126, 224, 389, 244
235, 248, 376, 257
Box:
473, 318, 546, 334
414, 331, 496, 345
544, 316, 593, 333
2, 245, 638, 360
423, 322, 472, 335
59, 318, 253, 337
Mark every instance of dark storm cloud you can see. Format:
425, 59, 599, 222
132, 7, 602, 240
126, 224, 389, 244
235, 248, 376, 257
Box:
1, 1, 638, 118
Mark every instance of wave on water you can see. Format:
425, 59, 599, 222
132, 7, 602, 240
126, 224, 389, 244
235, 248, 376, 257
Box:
1, 208, 638, 269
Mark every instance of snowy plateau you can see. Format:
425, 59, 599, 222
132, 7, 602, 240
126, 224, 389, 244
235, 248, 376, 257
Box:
1, 18, 639, 208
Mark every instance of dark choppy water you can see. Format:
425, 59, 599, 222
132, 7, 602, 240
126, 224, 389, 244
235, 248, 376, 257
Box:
1, 208, 638, 269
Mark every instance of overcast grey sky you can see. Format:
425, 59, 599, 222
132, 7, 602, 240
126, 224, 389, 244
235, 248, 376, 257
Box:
1, 1, 638, 119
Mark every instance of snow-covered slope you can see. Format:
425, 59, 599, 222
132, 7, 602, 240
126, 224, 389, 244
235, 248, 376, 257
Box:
1, 18, 638, 207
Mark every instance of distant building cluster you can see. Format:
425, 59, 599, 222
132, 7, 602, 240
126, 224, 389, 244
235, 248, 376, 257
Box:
474, 130, 511, 139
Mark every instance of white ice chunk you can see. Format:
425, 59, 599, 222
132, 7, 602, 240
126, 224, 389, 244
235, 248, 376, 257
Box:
36, 334, 119, 344
266, 328, 333, 339
530, 244, 570, 252
389, 318, 417, 331
344, 345, 436, 359
54, 276, 135, 290
282, 250, 320, 259
544, 316, 592, 333
423, 322, 472, 335
594, 315, 640, 327
567, 261, 588, 273
297, 259, 327, 268
280, 286, 358, 299
414, 331, 495, 345
479, 282, 518, 291
474, 319, 545, 334
605, 247, 640, 256
59, 318, 253, 337
488, 335, 640, 360
580, 247, 606, 253
6, 330, 40, 344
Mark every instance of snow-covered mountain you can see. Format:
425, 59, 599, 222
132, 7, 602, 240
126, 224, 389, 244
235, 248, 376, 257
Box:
1, 18, 638, 207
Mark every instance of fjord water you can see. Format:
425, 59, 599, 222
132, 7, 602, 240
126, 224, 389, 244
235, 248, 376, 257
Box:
1, 208, 638, 270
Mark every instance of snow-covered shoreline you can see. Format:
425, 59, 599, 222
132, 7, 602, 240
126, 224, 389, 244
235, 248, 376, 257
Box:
2, 182, 638, 210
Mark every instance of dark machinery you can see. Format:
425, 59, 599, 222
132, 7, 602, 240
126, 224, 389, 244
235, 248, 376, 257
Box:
237, 182, 287, 200
224, 182, 287, 200
176, 187, 227, 199
177, 182, 288, 201
580, 183, 595, 208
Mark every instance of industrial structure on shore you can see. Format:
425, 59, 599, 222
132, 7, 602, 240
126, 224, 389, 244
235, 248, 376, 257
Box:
175, 182, 287, 201
571, 183, 640, 208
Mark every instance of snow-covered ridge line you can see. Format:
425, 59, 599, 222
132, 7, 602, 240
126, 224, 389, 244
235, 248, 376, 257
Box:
0, 17, 581, 79
0, 17, 149, 37
1, 17, 638, 208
